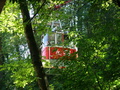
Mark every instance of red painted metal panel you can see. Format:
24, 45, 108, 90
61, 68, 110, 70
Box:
42, 47, 49, 59
42, 46, 76, 59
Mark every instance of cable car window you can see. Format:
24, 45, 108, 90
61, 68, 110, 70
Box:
56, 33, 62, 45
49, 34, 55, 45
42, 34, 48, 47
64, 35, 69, 40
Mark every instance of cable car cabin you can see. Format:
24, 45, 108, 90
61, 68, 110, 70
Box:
42, 31, 76, 60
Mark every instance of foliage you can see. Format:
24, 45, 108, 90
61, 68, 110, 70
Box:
0, 58, 36, 88
50, 0, 120, 90
0, 0, 120, 89
0, 1, 36, 89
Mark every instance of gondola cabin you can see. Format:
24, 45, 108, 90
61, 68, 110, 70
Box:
41, 21, 76, 68
42, 31, 76, 60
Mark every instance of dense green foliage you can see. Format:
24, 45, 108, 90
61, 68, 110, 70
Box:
50, 0, 120, 90
0, 0, 120, 89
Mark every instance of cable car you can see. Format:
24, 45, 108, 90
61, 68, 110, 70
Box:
41, 20, 76, 68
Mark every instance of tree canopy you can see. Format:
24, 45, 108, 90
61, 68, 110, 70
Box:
0, 0, 120, 89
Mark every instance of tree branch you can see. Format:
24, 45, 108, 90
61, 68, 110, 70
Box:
30, 0, 47, 21
0, 0, 6, 14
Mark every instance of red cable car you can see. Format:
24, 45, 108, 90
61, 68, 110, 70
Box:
42, 20, 76, 61
42, 32, 76, 69
41, 22, 76, 70
41, 0, 75, 68
42, 31, 76, 60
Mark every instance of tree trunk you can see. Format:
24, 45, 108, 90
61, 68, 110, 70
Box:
0, 0, 6, 14
0, 0, 6, 88
0, 34, 5, 88
19, 1, 48, 90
